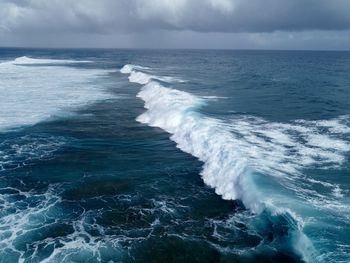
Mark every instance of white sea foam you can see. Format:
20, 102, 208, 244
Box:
0, 186, 61, 261
0, 185, 125, 262
121, 64, 350, 262
39, 216, 124, 263
0, 135, 65, 172
0, 57, 113, 132
297, 117, 350, 134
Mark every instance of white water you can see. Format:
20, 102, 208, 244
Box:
0, 184, 125, 263
120, 64, 350, 262
0, 57, 113, 132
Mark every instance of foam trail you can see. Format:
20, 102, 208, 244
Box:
0, 185, 124, 262
121, 64, 350, 262
0, 135, 65, 172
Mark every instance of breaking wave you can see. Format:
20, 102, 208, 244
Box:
120, 64, 350, 262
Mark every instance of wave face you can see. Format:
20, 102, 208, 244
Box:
0, 57, 112, 132
120, 64, 350, 262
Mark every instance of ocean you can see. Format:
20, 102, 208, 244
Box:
0, 48, 349, 263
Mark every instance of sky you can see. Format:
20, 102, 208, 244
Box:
1, 0, 350, 50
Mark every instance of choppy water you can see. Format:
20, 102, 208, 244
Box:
0, 48, 349, 263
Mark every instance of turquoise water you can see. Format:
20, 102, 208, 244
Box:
0, 48, 349, 263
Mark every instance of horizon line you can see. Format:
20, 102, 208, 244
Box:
1, 46, 350, 52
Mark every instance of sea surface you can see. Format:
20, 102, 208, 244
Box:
0, 48, 349, 263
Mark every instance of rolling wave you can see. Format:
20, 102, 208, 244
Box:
120, 64, 350, 262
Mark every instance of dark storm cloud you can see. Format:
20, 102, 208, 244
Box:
133, 0, 350, 33
1, 0, 350, 34
1, 0, 350, 49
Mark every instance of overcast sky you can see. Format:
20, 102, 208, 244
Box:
1, 0, 350, 49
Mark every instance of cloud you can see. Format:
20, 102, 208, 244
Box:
1, 0, 350, 35
1, 0, 350, 49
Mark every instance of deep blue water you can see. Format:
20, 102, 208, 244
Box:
0, 48, 349, 263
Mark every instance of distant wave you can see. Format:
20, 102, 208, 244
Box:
120, 64, 350, 263
121, 64, 186, 84
120, 64, 151, 74
0, 57, 113, 132
9, 56, 91, 65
